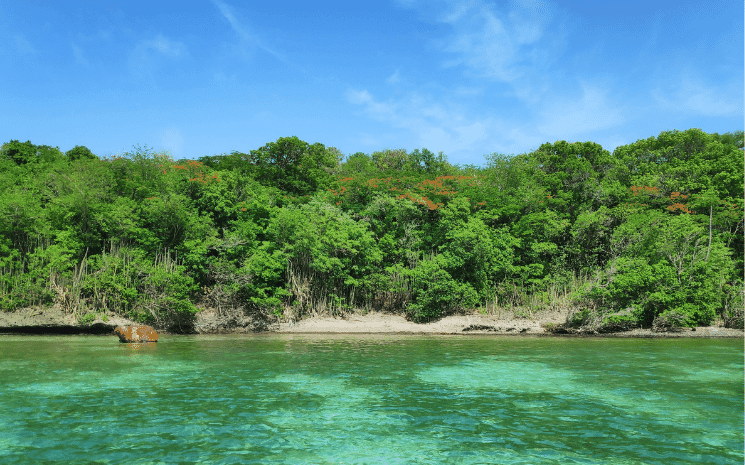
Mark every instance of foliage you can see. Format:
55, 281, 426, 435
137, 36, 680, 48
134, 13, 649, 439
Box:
0, 129, 740, 332
248, 136, 340, 195
404, 255, 478, 323
65, 145, 97, 161
652, 310, 688, 332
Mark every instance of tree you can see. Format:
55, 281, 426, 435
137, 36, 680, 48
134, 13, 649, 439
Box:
714, 130, 744, 149
66, 145, 97, 161
267, 198, 381, 314
249, 136, 340, 195
1, 140, 36, 165
529, 140, 615, 216
587, 211, 733, 326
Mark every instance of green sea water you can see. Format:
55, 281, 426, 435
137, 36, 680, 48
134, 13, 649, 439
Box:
0, 334, 742, 464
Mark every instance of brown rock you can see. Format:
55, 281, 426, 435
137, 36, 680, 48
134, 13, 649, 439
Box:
114, 325, 159, 343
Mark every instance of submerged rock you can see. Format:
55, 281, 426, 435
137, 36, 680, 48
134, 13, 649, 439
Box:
114, 325, 159, 343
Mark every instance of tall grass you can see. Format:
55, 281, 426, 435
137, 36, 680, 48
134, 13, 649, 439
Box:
479, 272, 598, 320
1, 241, 196, 328
285, 254, 356, 318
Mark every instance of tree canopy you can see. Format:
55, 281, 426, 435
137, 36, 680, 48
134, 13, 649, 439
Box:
0, 130, 741, 330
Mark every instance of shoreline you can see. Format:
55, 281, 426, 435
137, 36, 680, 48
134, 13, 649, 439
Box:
0, 306, 742, 338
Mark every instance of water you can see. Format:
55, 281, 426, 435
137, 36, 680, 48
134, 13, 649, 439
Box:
0, 334, 742, 464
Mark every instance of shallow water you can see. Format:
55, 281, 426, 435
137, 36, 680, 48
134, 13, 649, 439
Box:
0, 335, 742, 464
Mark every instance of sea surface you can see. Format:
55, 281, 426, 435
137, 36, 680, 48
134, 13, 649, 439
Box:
0, 334, 742, 464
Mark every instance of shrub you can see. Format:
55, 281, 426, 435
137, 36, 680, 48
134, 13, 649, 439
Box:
405, 255, 478, 323
567, 309, 591, 327
559, 307, 640, 333
652, 310, 688, 332
78, 312, 96, 325
601, 313, 638, 331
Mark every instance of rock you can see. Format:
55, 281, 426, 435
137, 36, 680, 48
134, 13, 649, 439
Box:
114, 325, 159, 343
462, 324, 497, 332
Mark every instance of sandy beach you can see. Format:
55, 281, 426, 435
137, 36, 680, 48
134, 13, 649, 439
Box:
276, 311, 550, 334
273, 310, 743, 337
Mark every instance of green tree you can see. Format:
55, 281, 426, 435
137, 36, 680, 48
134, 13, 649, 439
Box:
436, 197, 517, 299
529, 140, 615, 217
404, 255, 478, 323
588, 211, 732, 326
267, 198, 381, 314
250, 136, 340, 195
66, 145, 97, 161
1, 140, 37, 165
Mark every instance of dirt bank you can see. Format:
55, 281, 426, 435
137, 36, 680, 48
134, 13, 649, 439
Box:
273, 311, 744, 338
0, 306, 139, 334
1, 306, 742, 338
276, 311, 557, 334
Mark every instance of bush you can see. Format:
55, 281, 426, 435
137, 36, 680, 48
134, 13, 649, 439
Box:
568, 309, 591, 327
405, 256, 478, 323
78, 312, 96, 324
652, 310, 688, 332
601, 313, 638, 331
79, 246, 198, 331
558, 307, 640, 334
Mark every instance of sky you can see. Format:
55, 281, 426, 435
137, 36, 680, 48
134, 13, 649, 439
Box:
1, 0, 742, 165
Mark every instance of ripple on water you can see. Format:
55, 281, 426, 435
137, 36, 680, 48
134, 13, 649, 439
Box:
415, 357, 726, 431
0, 337, 741, 464
7, 358, 199, 396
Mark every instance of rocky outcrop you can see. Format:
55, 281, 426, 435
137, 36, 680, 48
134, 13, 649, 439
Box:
114, 325, 159, 343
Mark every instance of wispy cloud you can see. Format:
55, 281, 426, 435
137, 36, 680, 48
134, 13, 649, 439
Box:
351, 1, 639, 157
387, 70, 401, 85
129, 34, 187, 77
69, 30, 113, 67
143, 34, 187, 58
211, 0, 287, 63
538, 84, 625, 139
653, 74, 741, 118
404, 0, 559, 98
345, 87, 540, 158
14, 35, 36, 55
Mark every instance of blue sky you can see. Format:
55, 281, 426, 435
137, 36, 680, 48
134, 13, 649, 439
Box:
1, 0, 742, 165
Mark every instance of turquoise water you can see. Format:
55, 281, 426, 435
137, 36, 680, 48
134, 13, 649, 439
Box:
0, 335, 742, 464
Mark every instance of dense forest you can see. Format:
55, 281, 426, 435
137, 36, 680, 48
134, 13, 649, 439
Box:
0, 129, 742, 332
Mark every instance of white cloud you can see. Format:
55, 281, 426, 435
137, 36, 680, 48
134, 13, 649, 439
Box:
346, 81, 625, 160
69, 30, 113, 67
508, 0, 552, 44
345, 89, 398, 120
143, 34, 186, 58
397, 0, 564, 110
350, 1, 701, 159
387, 70, 401, 84
129, 34, 187, 77
432, 0, 556, 86
538, 84, 625, 139
345, 89, 372, 105
346, 87, 519, 158
439, 5, 518, 82
653, 75, 741, 117
211, 0, 287, 63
